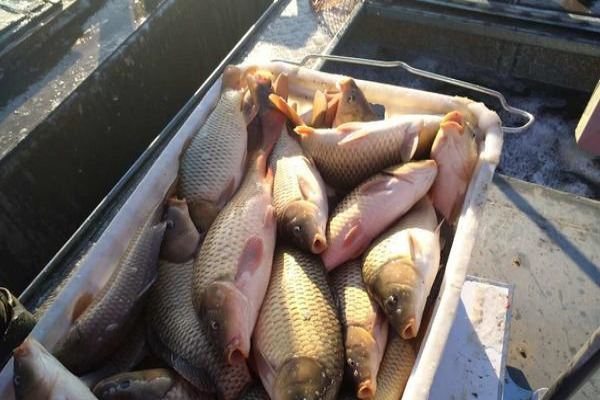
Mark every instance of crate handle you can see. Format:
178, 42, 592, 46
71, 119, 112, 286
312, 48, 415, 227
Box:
274, 54, 535, 134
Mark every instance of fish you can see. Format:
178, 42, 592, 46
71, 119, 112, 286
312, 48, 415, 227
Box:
178, 65, 249, 233
13, 338, 97, 400
79, 320, 148, 388
430, 111, 478, 223
53, 213, 166, 374
373, 335, 415, 400
278, 110, 428, 189
333, 77, 378, 127
330, 260, 388, 399
93, 368, 215, 400
270, 129, 328, 254
145, 259, 253, 400
322, 160, 438, 271
192, 71, 282, 366
160, 197, 201, 263
362, 198, 441, 339
240, 384, 270, 400
252, 246, 344, 400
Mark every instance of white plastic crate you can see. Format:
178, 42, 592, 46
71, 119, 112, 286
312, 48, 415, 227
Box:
0, 63, 503, 400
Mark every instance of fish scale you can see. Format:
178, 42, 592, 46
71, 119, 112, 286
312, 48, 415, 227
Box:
270, 130, 328, 253
373, 336, 415, 400
362, 199, 438, 287
13, 339, 97, 400
362, 199, 440, 339
240, 385, 270, 400
178, 87, 247, 231
146, 259, 252, 400
297, 116, 431, 189
323, 160, 437, 271
330, 260, 388, 399
93, 368, 215, 400
193, 155, 271, 289
252, 246, 343, 400
330, 261, 377, 327
271, 131, 310, 218
54, 213, 165, 375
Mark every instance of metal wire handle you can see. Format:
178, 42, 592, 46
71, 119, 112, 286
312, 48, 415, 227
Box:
275, 54, 535, 133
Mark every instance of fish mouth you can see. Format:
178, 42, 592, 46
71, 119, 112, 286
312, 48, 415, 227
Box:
13, 341, 29, 358
311, 233, 327, 254
225, 338, 247, 366
357, 379, 375, 399
400, 317, 417, 340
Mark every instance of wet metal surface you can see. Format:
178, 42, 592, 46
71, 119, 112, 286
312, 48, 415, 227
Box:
0, 0, 158, 158
468, 174, 600, 398
0, 0, 271, 294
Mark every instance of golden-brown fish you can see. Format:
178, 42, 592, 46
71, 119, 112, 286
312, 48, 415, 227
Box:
252, 246, 344, 400
333, 77, 378, 127
362, 198, 440, 339
373, 335, 415, 400
330, 260, 388, 399
160, 197, 201, 263
146, 259, 252, 400
178, 66, 249, 233
192, 71, 282, 366
290, 115, 428, 189
430, 111, 478, 223
14, 339, 97, 400
322, 160, 437, 271
54, 213, 165, 374
93, 369, 214, 400
271, 129, 328, 254
79, 320, 148, 388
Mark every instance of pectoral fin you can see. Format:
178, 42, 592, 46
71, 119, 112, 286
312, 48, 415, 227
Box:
344, 223, 363, 247
269, 94, 304, 126
298, 175, 318, 202
337, 129, 370, 147
359, 176, 393, 195
235, 237, 264, 283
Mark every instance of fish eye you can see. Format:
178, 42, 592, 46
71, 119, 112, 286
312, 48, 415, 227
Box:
386, 294, 398, 309
210, 320, 219, 331
13, 375, 21, 386
347, 94, 355, 103
292, 225, 302, 236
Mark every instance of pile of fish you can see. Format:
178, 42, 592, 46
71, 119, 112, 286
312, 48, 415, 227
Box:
11, 65, 479, 400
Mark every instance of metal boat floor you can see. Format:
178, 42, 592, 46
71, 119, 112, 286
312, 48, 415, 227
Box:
468, 174, 600, 399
